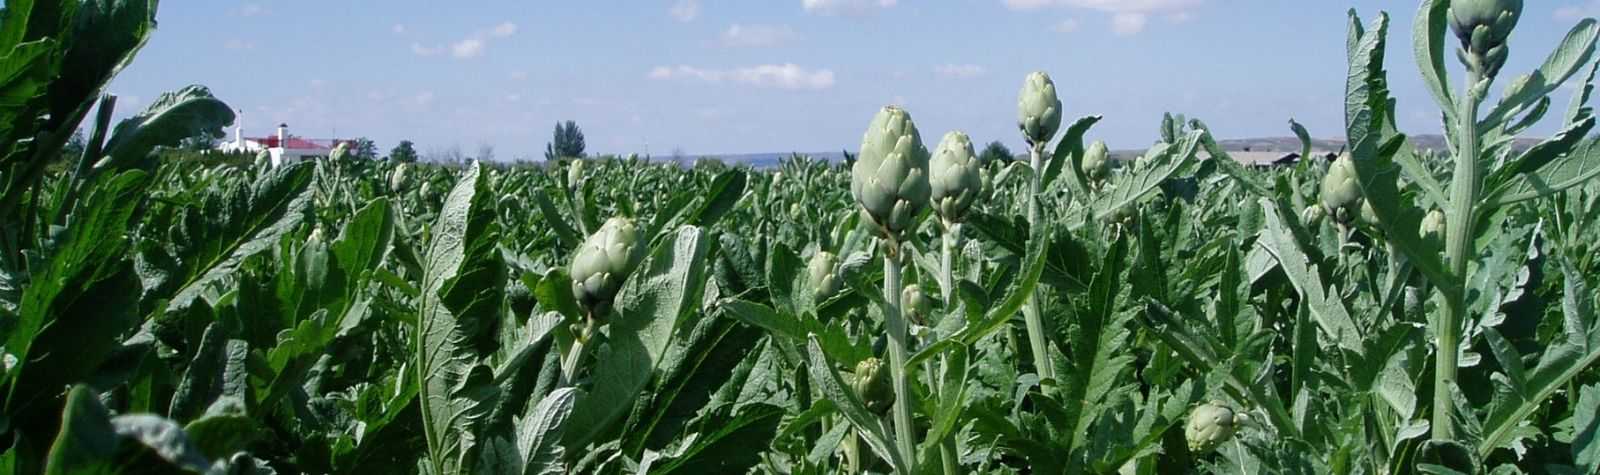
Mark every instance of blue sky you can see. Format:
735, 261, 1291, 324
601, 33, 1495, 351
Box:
106, 1, 1600, 159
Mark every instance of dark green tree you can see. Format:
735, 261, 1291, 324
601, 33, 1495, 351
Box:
389, 140, 419, 163
352, 137, 379, 159
978, 140, 1015, 163
545, 121, 586, 160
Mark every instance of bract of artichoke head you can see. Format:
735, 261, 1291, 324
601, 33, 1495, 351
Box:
852, 357, 894, 414
1185, 401, 1240, 454
852, 106, 932, 239
1449, 0, 1522, 51
1320, 154, 1363, 224
570, 217, 640, 319
1082, 140, 1111, 184
930, 131, 983, 224
808, 251, 841, 303
1017, 72, 1063, 147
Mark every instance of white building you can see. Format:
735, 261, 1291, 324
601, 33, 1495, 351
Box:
218, 119, 352, 166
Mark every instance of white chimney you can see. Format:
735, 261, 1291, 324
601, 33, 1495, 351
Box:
277, 123, 288, 148
234, 109, 243, 148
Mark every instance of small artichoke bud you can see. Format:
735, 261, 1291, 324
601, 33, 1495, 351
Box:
570, 217, 641, 318
1017, 72, 1063, 147
790, 203, 805, 219
1082, 140, 1111, 185
1320, 154, 1362, 224
254, 150, 272, 168
1359, 199, 1382, 228
852, 357, 893, 414
1185, 401, 1240, 454
1421, 209, 1447, 243
901, 284, 931, 323
1301, 204, 1325, 227
568, 159, 586, 190
930, 131, 983, 224
1450, 0, 1522, 78
390, 163, 410, 193
329, 143, 349, 162
808, 251, 841, 302
852, 106, 932, 238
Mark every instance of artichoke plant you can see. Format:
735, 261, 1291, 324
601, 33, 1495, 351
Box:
808, 251, 841, 303
1082, 140, 1111, 186
1421, 209, 1447, 244
1017, 71, 1063, 147
851, 106, 931, 239
1185, 401, 1241, 454
1320, 153, 1362, 224
1301, 204, 1325, 228
568, 159, 586, 191
569, 217, 640, 318
901, 284, 931, 324
930, 131, 982, 224
390, 163, 409, 194
852, 357, 893, 414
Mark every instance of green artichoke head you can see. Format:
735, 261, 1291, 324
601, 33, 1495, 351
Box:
852, 357, 894, 414
1421, 209, 1447, 243
901, 284, 931, 322
1017, 72, 1063, 146
329, 143, 349, 161
1082, 140, 1111, 183
390, 163, 410, 193
1301, 204, 1325, 227
1450, 0, 1522, 50
852, 106, 932, 238
808, 251, 841, 302
1320, 154, 1363, 224
1185, 401, 1240, 454
930, 131, 983, 223
570, 217, 641, 318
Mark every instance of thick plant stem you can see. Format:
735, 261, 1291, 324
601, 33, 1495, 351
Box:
1435, 69, 1484, 442
883, 245, 918, 472
935, 224, 961, 475
560, 319, 596, 387
1022, 144, 1055, 383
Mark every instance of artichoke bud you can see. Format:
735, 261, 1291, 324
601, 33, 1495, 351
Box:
901, 284, 931, 323
390, 164, 410, 193
1082, 140, 1111, 184
1450, 0, 1522, 53
1017, 72, 1063, 146
852, 106, 932, 238
1421, 209, 1447, 243
1319, 154, 1362, 224
569, 217, 641, 318
1301, 204, 1325, 227
329, 143, 349, 162
568, 159, 586, 190
1185, 401, 1240, 454
852, 357, 894, 414
930, 131, 983, 223
808, 251, 841, 302
1359, 199, 1382, 228
254, 150, 271, 169
790, 203, 805, 219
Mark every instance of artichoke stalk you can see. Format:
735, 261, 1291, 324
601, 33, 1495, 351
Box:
1018, 72, 1061, 384
852, 105, 929, 471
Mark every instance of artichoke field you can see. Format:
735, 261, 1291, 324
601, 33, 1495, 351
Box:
5, 0, 1600, 473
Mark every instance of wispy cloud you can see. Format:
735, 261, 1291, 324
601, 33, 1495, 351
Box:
223, 39, 256, 50
671, 0, 701, 22
648, 64, 836, 90
1053, 18, 1081, 33
1002, 0, 1201, 35
934, 64, 986, 79
235, 4, 267, 17
1557, 2, 1600, 20
803, 0, 898, 15
412, 22, 519, 59
509, 71, 529, 81
722, 24, 798, 47
392, 24, 407, 34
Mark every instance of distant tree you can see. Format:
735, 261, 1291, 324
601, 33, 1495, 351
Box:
180, 134, 219, 152
545, 121, 586, 160
477, 144, 496, 162
352, 137, 379, 159
978, 141, 1015, 163
389, 140, 419, 163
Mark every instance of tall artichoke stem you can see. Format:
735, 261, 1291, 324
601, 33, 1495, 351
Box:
1023, 143, 1056, 383
883, 244, 918, 472
560, 319, 596, 387
1436, 68, 1484, 443
936, 223, 962, 475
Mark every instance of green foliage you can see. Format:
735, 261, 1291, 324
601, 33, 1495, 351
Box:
544, 121, 586, 161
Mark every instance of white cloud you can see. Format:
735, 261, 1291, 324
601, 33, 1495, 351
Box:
803, 0, 897, 15
451, 39, 486, 58
506, 94, 524, 103
236, 4, 266, 17
1053, 18, 1081, 33
671, 0, 701, 22
392, 24, 407, 34
414, 92, 436, 107
1002, 0, 1201, 35
510, 71, 529, 81
412, 43, 442, 57
309, 79, 328, 88
1111, 13, 1148, 35
934, 64, 986, 79
722, 24, 798, 47
489, 22, 519, 38
648, 64, 836, 90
